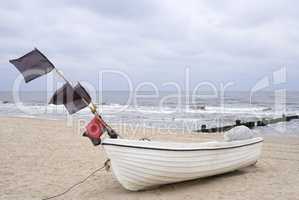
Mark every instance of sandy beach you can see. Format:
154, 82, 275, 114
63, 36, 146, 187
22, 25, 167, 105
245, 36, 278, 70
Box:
1, 117, 299, 200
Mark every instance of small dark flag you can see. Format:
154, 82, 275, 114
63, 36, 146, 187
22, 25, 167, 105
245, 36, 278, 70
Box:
74, 82, 92, 104
9, 48, 55, 83
49, 82, 92, 114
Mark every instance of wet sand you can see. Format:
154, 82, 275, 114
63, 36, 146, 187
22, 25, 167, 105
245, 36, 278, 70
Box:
0, 117, 299, 200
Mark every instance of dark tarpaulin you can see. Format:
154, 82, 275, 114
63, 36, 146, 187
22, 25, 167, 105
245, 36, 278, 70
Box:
49, 82, 92, 114
9, 48, 55, 83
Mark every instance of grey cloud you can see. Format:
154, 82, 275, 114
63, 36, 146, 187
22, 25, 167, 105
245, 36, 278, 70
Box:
1, 0, 299, 90
62, 0, 159, 19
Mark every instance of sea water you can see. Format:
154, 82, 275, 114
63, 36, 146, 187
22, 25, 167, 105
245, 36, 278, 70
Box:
0, 91, 298, 136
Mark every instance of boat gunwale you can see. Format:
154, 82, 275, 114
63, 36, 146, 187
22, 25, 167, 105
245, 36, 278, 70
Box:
102, 138, 263, 152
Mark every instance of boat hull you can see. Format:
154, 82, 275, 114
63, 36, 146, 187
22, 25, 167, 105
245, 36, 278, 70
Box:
102, 137, 263, 191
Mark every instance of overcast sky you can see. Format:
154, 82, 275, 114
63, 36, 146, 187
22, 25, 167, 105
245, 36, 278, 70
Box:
1, 0, 299, 91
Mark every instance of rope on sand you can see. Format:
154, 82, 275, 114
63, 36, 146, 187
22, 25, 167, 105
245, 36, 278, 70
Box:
42, 159, 110, 200
263, 156, 299, 162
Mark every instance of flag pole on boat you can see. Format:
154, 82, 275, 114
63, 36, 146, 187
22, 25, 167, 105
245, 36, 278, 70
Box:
53, 68, 98, 114
9, 48, 119, 140
52, 59, 119, 139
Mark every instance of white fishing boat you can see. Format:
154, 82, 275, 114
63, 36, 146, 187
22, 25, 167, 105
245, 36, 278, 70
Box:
9, 49, 265, 193
102, 135, 263, 191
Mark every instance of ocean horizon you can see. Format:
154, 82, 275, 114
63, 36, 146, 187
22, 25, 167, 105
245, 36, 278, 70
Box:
1, 90, 298, 135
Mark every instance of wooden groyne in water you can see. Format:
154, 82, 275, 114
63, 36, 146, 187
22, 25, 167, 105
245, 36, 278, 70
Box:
194, 114, 299, 133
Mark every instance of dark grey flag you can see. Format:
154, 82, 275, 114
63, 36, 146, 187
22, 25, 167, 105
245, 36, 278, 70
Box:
9, 48, 55, 83
49, 82, 92, 114
74, 82, 92, 104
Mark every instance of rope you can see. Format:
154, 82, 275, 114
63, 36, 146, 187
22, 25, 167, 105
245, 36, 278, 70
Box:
140, 138, 151, 141
263, 156, 299, 162
42, 162, 108, 200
